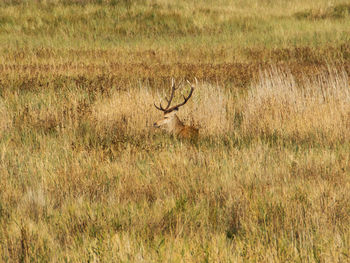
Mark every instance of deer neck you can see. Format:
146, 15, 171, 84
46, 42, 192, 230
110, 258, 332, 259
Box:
170, 114, 185, 134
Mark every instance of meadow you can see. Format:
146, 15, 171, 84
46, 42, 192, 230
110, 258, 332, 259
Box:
1, 0, 350, 262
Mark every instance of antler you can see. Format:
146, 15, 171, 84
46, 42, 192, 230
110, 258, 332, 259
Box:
154, 78, 196, 113
154, 78, 178, 112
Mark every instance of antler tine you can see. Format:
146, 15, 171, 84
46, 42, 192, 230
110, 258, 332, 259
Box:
154, 102, 165, 111
164, 81, 195, 113
186, 77, 197, 88
165, 77, 182, 109
154, 78, 180, 112
165, 78, 175, 103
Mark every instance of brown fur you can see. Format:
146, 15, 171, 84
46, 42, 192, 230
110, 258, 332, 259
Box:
154, 110, 199, 141
178, 125, 199, 140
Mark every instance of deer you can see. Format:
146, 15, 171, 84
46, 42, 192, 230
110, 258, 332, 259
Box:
153, 78, 199, 140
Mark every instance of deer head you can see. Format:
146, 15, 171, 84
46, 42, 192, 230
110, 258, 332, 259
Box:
154, 78, 198, 139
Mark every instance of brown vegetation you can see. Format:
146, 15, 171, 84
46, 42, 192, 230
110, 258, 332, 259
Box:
2, 0, 350, 261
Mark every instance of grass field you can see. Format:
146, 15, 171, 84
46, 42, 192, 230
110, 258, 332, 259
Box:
1, 0, 350, 262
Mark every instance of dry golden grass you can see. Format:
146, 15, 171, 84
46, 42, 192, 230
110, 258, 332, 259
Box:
1, 0, 350, 262
243, 67, 350, 143
1, 68, 350, 262
0, 99, 12, 134
91, 87, 157, 136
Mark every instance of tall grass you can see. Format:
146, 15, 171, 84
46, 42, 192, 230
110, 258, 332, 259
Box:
0, 0, 349, 57
1, 68, 350, 261
1, 0, 350, 261
243, 67, 350, 143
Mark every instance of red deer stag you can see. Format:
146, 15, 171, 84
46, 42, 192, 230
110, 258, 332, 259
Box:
154, 78, 199, 140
